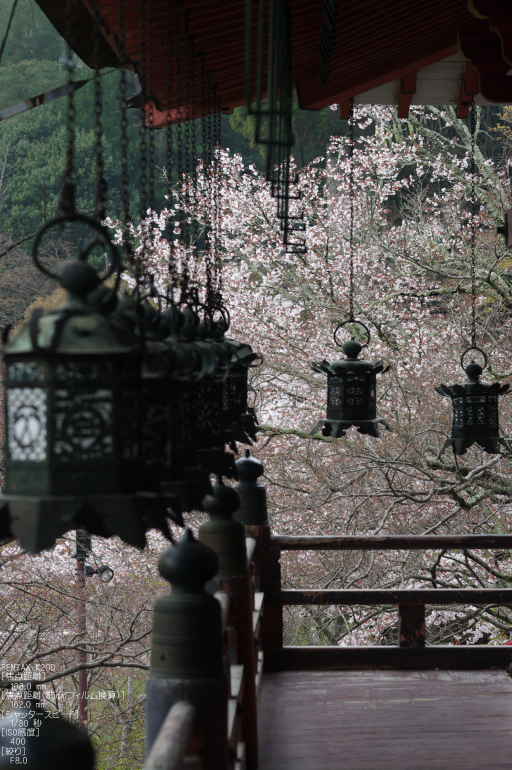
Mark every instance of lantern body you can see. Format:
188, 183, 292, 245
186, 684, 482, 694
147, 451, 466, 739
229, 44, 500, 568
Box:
436, 363, 511, 455
4, 320, 136, 498
139, 341, 174, 493
186, 377, 238, 479
311, 339, 391, 438
1, 296, 149, 553
222, 341, 260, 446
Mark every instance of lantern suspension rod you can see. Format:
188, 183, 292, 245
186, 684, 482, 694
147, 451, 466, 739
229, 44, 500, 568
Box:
91, 0, 108, 222
165, 0, 177, 290
118, 0, 133, 264
61, 0, 77, 215
470, 99, 477, 349
0, 0, 20, 65
348, 97, 355, 323
148, 0, 156, 214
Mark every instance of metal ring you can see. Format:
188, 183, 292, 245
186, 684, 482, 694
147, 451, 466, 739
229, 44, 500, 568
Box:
460, 346, 488, 372
32, 213, 121, 281
334, 319, 371, 349
207, 301, 231, 333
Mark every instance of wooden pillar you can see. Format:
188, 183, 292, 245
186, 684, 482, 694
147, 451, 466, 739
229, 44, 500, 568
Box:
398, 603, 426, 648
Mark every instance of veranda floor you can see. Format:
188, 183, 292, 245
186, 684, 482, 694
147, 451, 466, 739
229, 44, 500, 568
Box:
258, 669, 512, 770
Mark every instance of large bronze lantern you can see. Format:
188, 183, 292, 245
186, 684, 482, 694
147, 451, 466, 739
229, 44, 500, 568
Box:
2, 215, 148, 553
436, 350, 511, 456
311, 323, 392, 439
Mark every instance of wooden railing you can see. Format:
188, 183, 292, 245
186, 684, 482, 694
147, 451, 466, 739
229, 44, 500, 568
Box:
263, 533, 512, 671
142, 507, 512, 770
144, 701, 197, 770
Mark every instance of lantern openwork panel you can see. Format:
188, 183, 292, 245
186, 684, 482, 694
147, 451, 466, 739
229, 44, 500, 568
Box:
326, 369, 377, 422
4, 349, 138, 497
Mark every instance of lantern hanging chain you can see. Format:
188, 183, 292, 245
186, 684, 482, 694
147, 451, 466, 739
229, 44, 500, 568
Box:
91, 0, 107, 222
470, 99, 477, 349
137, 0, 148, 275
165, 0, 173, 204
148, 0, 156, 215
185, 11, 199, 288
182, 10, 192, 268
164, 0, 176, 292
348, 97, 355, 323
61, 0, 76, 215
211, 88, 223, 302
138, 0, 147, 223
201, 56, 214, 308
174, 1, 188, 302
118, 0, 133, 264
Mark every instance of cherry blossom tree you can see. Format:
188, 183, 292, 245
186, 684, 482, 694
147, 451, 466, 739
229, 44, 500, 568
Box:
123, 104, 512, 646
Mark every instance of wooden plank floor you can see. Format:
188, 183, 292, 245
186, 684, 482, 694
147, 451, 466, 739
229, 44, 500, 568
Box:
258, 669, 512, 769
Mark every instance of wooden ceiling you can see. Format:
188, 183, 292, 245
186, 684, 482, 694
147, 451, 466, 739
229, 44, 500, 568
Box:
34, 0, 512, 124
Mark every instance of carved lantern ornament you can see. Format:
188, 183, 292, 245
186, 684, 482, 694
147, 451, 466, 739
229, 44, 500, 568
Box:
436, 347, 511, 456
311, 321, 392, 439
1, 214, 156, 553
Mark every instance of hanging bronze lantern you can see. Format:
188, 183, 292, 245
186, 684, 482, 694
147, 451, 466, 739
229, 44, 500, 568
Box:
437, 105, 511, 458
1, 214, 150, 553
201, 308, 260, 450
156, 304, 228, 512
436, 348, 511, 456
179, 311, 237, 480
222, 338, 260, 449
311, 322, 392, 439
497, 207, 512, 248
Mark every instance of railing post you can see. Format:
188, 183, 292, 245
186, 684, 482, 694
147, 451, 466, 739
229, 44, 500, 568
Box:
199, 479, 259, 770
146, 529, 228, 770
233, 452, 283, 654
398, 603, 426, 647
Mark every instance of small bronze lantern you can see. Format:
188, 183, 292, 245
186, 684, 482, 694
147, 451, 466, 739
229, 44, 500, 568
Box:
311, 322, 392, 439
2, 214, 149, 553
222, 338, 260, 448
497, 207, 512, 248
436, 349, 511, 456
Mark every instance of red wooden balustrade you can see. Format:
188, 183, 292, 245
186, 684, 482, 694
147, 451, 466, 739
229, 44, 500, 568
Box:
264, 533, 512, 671
144, 529, 512, 769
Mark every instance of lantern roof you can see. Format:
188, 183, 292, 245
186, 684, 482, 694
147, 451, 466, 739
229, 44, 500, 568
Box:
33, 0, 512, 124
5, 306, 128, 356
